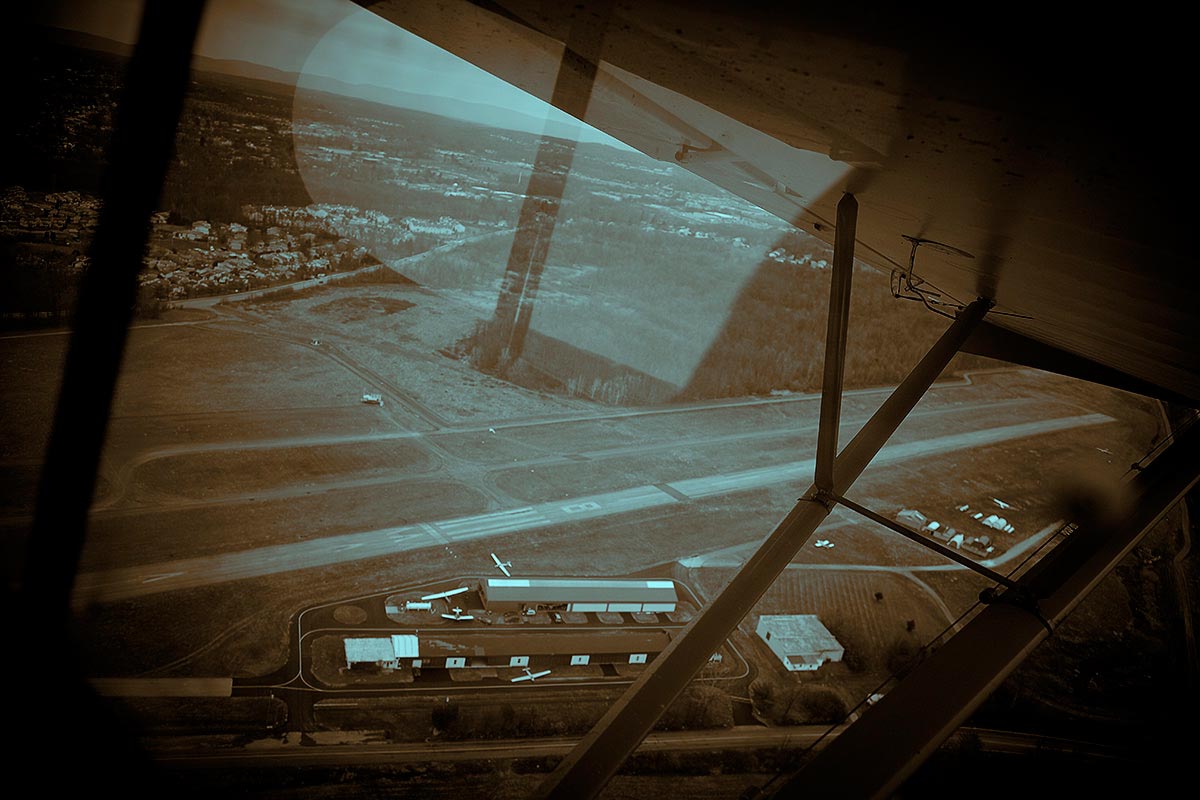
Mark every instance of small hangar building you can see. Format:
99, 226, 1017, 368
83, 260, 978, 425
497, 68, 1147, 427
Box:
343, 629, 671, 671
756, 615, 844, 672
344, 634, 419, 670
482, 577, 678, 613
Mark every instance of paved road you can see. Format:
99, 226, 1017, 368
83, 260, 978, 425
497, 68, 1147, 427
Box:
150, 723, 1131, 768
89, 678, 234, 697
71, 412, 1111, 605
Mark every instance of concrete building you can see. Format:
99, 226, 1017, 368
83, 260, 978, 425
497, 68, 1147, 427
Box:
482, 577, 677, 613
756, 615, 844, 672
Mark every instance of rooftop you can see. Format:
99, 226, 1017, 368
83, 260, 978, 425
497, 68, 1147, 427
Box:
344, 634, 419, 663
343, 637, 396, 663
757, 615, 843, 656
488, 578, 675, 589
420, 629, 672, 658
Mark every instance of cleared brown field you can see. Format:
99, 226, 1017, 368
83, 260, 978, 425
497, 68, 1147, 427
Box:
237, 284, 592, 424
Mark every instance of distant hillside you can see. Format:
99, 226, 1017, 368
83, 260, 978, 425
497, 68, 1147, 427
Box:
42, 25, 607, 144
42, 27, 134, 58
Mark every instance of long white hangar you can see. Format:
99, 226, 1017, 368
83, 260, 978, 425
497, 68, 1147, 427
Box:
482, 578, 678, 614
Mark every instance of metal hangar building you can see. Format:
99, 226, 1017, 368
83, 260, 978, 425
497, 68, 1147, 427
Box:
343, 629, 672, 671
481, 577, 678, 613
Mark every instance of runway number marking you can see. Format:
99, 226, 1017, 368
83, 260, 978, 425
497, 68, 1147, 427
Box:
562, 501, 600, 513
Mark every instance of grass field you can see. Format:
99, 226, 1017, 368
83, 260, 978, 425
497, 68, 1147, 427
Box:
110, 326, 364, 415
165, 765, 793, 800
104, 405, 387, 460
697, 567, 952, 678
230, 281, 593, 424
103, 697, 287, 735
79, 479, 488, 570
130, 439, 436, 501
0, 320, 410, 468
0, 333, 67, 462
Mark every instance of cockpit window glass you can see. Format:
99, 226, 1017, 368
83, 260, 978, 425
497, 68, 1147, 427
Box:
1, 1, 1174, 795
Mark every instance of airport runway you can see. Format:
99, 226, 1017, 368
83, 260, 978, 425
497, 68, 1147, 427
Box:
71, 412, 1111, 605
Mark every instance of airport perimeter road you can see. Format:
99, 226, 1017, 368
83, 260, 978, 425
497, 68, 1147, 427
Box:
71, 412, 1111, 605
155, 726, 835, 767
151, 725, 1131, 768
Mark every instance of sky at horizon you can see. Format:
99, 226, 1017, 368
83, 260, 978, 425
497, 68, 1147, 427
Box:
38, 0, 632, 149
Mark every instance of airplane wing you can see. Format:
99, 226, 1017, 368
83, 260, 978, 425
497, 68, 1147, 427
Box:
421, 586, 470, 601
359, 1, 1198, 406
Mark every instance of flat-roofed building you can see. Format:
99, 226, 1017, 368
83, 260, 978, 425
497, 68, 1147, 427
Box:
482, 577, 678, 613
342, 630, 670, 671
756, 615, 844, 672
344, 635, 420, 669
421, 628, 671, 669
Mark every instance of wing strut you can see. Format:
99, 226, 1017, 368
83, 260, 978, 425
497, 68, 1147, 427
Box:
814, 193, 857, 492
536, 191, 993, 798
834, 494, 1020, 589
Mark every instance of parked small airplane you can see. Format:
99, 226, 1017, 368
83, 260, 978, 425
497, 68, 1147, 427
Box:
511, 667, 552, 683
491, 552, 513, 577
441, 606, 474, 622
814, 539, 835, 549
992, 498, 1012, 509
